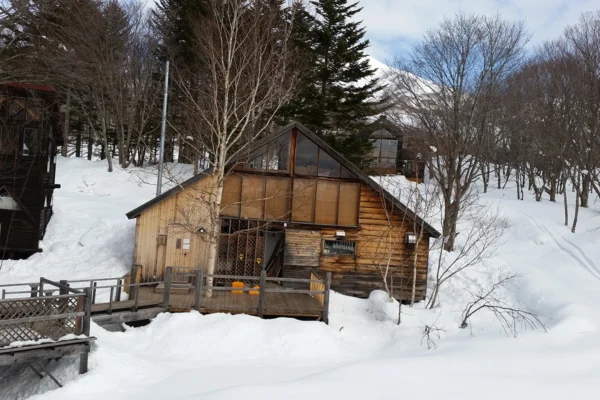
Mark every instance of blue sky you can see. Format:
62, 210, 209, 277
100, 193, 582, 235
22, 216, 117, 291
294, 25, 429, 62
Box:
141, 0, 599, 63
358, 0, 599, 62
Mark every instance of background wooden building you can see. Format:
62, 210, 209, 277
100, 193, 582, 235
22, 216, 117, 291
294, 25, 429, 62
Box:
362, 116, 426, 182
127, 123, 440, 301
0, 83, 62, 259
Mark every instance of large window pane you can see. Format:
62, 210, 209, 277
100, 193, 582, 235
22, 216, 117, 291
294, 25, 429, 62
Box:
221, 175, 242, 217
315, 180, 338, 224
265, 177, 289, 220
291, 179, 316, 222
294, 133, 318, 175
341, 166, 355, 179
267, 132, 290, 172
318, 150, 341, 177
246, 146, 267, 170
337, 183, 360, 226
241, 176, 265, 219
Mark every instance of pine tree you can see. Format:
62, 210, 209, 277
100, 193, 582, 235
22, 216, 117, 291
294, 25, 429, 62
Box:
152, 0, 207, 64
280, 0, 385, 165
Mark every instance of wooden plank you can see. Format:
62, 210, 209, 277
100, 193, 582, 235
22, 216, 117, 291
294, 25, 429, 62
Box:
90, 300, 160, 313
92, 308, 165, 326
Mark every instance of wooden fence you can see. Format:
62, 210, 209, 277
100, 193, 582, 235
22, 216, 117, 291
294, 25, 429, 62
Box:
0, 278, 92, 347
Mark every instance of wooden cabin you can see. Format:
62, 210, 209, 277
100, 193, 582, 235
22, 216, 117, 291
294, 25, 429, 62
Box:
361, 116, 426, 182
0, 83, 62, 259
126, 122, 440, 301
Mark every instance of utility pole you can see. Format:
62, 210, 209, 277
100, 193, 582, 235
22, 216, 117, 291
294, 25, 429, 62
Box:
156, 60, 170, 197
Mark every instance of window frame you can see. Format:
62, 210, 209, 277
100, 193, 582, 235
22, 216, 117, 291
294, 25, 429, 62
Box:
322, 239, 357, 256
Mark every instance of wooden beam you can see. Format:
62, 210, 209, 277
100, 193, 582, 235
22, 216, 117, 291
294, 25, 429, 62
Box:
163, 267, 172, 308
257, 270, 266, 318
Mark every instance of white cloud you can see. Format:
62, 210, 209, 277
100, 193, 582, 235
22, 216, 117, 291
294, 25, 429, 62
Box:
357, 0, 600, 60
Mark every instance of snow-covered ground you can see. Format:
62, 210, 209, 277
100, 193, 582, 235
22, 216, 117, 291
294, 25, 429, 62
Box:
1, 157, 600, 399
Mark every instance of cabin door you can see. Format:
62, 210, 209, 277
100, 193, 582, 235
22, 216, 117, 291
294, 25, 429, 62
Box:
217, 219, 265, 281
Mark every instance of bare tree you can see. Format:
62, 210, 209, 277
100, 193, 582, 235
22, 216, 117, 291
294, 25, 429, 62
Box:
388, 13, 528, 251
168, 0, 303, 295
460, 272, 546, 336
564, 12, 600, 209
427, 198, 507, 309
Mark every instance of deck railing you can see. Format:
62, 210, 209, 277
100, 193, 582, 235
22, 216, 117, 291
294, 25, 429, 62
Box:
195, 269, 332, 323
0, 278, 92, 348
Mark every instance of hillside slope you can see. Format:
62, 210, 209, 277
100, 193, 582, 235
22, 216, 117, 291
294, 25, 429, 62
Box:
1, 158, 599, 400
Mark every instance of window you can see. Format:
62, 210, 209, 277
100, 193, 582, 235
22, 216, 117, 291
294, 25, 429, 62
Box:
0, 187, 20, 211
22, 128, 39, 156
265, 177, 289, 220
247, 149, 267, 170
323, 240, 356, 256
221, 175, 242, 217
406, 233, 417, 244
245, 132, 290, 172
291, 179, 316, 222
370, 138, 398, 168
294, 133, 318, 175
241, 175, 265, 219
267, 133, 290, 172
291, 180, 360, 226
337, 183, 360, 226
317, 151, 340, 177
315, 181, 338, 224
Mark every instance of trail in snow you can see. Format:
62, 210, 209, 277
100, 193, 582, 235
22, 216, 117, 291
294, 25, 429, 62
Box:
520, 211, 600, 282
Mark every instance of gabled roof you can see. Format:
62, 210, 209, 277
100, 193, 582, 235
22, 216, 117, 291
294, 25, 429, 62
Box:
126, 122, 441, 238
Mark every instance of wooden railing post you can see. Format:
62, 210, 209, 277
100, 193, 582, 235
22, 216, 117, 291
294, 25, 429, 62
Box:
163, 267, 172, 310
194, 269, 204, 311
323, 272, 332, 325
91, 282, 97, 304
258, 270, 267, 318
59, 280, 68, 310
129, 265, 140, 301
79, 287, 93, 374
115, 279, 122, 302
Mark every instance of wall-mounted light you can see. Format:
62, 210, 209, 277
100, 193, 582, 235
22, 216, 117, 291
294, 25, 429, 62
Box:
198, 227, 206, 233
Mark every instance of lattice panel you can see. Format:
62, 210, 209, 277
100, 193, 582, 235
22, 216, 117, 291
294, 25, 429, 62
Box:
0, 296, 81, 347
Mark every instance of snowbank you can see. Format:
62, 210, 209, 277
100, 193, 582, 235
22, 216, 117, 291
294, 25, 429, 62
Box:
1, 157, 600, 399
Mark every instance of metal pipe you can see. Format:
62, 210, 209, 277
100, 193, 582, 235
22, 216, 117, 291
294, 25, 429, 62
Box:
156, 60, 170, 197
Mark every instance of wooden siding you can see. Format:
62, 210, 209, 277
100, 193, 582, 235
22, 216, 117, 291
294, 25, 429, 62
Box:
283, 229, 321, 267
283, 185, 430, 301
134, 175, 214, 281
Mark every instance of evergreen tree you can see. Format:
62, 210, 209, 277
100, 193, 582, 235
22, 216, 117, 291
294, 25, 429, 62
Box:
281, 0, 385, 166
152, 0, 207, 64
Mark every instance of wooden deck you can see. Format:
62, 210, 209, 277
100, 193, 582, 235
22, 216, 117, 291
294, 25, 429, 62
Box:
137, 286, 323, 318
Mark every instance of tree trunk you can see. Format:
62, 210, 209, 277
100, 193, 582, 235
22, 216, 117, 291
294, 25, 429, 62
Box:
482, 163, 489, 193
572, 174, 580, 233
580, 173, 589, 208
204, 173, 225, 298
75, 132, 81, 158
87, 125, 93, 161
100, 111, 113, 172
442, 200, 459, 252
61, 90, 71, 157
563, 177, 569, 226
548, 177, 557, 202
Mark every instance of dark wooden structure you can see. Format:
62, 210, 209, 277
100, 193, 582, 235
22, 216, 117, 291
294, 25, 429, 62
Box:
0, 83, 62, 259
361, 116, 426, 182
127, 122, 440, 303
